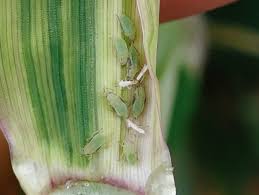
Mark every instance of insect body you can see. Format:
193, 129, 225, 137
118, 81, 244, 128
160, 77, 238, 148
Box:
118, 14, 136, 41
115, 38, 129, 65
106, 92, 129, 119
83, 132, 106, 157
121, 141, 138, 165
127, 45, 139, 80
132, 86, 146, 118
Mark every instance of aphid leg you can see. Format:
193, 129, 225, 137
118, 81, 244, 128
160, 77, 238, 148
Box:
126, 119, 145, 134
136, 64, 149, 81
119, 80, 138, 88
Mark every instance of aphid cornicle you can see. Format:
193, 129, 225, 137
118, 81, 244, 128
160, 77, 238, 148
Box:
118, 14, 136, 41
132, 86, 146, 118
114, 38, 129, 65
83, 131, 106, 157
121, 141, 138, 165
127, 45, 139, 80
106, 92, 129, 119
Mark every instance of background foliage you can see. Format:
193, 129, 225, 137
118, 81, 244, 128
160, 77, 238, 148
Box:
158, 1, 259, 194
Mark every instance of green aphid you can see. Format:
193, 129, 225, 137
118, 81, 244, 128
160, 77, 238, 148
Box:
106, 92, 129, 119
132, 86, 146, 118
129, 45, 139, 67
127, 45, 139, 79
115, 38, 129, 65
121, 142, 138, 165
118, 14, 136, 41
83, 131, 106, 157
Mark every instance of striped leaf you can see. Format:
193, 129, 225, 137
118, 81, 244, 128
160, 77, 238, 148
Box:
0, 0, 174, 194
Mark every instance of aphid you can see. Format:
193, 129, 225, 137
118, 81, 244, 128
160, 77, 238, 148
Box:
127, 45, 139, 80
126, 119, 145, 134
119, 80, 138, 88
114, 38, 129, 65
121, 141, 138, 165
82, 131, 106, 157
118, 14, 136, 41
132, 86, 146, 118
129, 45, 139, 67
136, 64, 149, 81
106, 92, 129, 119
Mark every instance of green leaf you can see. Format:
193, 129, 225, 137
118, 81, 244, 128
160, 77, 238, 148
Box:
0, 0, 174, 194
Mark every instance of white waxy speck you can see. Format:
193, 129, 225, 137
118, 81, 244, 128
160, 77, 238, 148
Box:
136, 64, 148, 81
126, 119, 145, 134
119, 80, 138, 88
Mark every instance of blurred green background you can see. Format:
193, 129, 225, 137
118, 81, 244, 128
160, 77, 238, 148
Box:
158, 1, 259, 195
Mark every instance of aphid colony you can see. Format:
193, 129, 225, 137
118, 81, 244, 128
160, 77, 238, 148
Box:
83, 14, 149, 164
112, 15, 148, 131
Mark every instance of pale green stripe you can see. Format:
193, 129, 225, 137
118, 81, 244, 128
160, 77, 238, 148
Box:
20, 0, 50, 145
